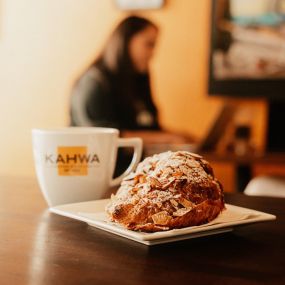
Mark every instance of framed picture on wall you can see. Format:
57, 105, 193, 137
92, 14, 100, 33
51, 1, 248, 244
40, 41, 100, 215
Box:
114, 0, 164, 10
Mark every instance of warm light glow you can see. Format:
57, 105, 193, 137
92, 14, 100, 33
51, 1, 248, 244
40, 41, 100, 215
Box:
0, 0, 267, 176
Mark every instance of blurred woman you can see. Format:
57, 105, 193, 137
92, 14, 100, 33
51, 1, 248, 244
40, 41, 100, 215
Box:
71, 16, 160, 131
70, 15, 192, 145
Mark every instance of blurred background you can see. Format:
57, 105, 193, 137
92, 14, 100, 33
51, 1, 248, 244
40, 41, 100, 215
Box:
0, 0, 272, 191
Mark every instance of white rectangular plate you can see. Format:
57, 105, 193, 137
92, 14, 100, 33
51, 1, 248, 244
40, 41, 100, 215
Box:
50, 199, 276, 245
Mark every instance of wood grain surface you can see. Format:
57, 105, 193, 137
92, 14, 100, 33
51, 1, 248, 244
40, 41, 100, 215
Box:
0, 176, 284, 285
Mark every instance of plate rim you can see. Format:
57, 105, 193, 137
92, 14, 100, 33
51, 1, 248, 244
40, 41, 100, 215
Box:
50, 199, 276, 244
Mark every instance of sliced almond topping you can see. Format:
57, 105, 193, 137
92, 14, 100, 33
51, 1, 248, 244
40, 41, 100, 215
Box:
187, 160, 201, 168
148, 177, 162, 188
139, 175, 146, 183
151, 211, 172, 225
131, 195, 140, 204
161, 167, 173, 176
188, 152, 202, 159
110, 193, 116, 201
158, 177, 169, 185
156, 202, 162, 208
162, 178, 175, 190
179, 198, 194, 209
172, 171, 183, 178
173, 208, 191, 217
170, 199, 178, 207
134, 223, 169, 231
131, 187, 139, 193
134, 174, 146, 184
124, 172, 137, 180
150, 162, 157, 170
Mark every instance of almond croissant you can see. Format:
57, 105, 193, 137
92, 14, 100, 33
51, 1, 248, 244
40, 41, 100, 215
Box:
106, 151, 225, 232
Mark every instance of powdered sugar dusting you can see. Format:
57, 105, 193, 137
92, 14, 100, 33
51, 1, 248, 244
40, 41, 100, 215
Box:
106, 151, 218, 213
105, 151, 225, 232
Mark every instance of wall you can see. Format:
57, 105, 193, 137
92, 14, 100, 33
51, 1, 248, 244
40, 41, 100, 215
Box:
0, 0, 266, 177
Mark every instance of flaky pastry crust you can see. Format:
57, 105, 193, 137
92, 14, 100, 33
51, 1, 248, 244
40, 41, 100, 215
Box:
106, 151, 225, 232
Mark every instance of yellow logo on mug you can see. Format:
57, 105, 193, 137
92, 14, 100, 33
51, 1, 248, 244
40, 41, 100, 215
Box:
57, 146, 88, 176
47, 146, 99, 176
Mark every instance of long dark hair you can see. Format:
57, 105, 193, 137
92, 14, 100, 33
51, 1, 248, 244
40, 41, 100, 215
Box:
91, 16, 158, 104
94, 16, 157, 75
72, 16, 159, 129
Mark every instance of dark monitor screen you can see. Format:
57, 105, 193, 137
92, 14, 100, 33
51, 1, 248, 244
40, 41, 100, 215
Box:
208, 0, 285, 100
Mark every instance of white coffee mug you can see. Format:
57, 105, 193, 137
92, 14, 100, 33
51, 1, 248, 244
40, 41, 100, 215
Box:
32, 127, 143, 207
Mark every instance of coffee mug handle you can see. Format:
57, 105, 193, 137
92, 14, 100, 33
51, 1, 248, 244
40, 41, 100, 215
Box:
110, 137, 143, 187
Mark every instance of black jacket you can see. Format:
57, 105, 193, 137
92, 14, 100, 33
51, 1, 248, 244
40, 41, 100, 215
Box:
70, 67, 160, 131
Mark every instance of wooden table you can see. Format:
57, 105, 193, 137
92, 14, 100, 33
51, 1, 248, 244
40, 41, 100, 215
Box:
202, 152, 285, 192
1, 176, 285, 285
